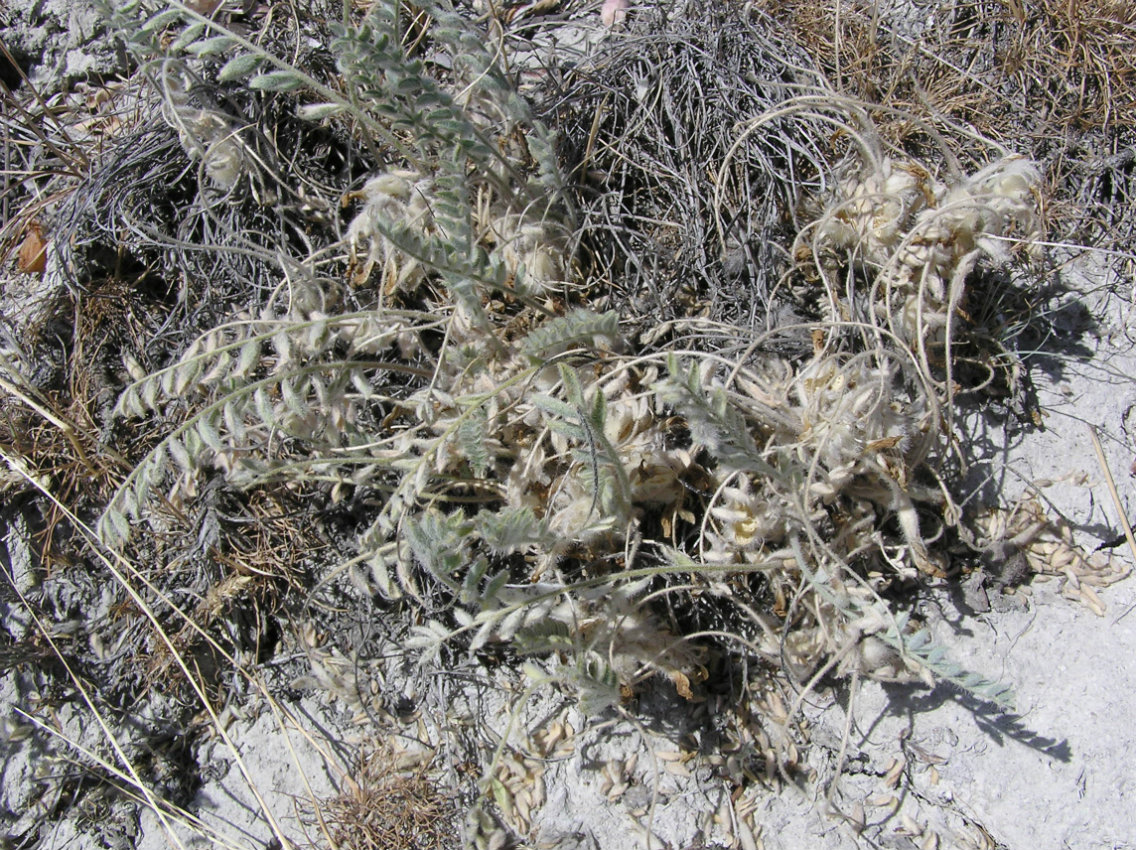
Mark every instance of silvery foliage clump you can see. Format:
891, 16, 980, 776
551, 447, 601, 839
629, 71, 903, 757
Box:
96, 0, 1029, 713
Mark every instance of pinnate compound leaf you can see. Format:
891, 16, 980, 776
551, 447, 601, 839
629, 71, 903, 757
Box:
297, 102, 348, 121
473, 506, 549, 553
218, 53, 265, 82
521, 309, 620, 360
249, 70, 305, 92
141, 9, 184, 32
456, 405, 490, 477
186, 35, 238, 56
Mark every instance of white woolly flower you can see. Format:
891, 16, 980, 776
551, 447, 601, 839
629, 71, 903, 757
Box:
346, 170, 434, 292
819, 158, 932, 259
816, 154, 1041, 342
173, 108, 249, 191
706, 475, 788, 562
528, 388, 690, 544
488, 213, 570, 296
792, 357, 916, 501
603, 395, 691, 507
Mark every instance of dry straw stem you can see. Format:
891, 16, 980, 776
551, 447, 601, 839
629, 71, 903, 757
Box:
0, 555, 194, 850
10, 710, 254, 850
0, 453, 343, 850
1088, 425, 1136, 564
0, 360, 99, 476
0, 352, 132, 570
0, 47, 89, 262
1088, 425, 1136, 622
0, 37, 133, 287
997, 0, 1136, 132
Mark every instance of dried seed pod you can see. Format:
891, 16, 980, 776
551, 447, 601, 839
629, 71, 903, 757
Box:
17, 220, 48, 274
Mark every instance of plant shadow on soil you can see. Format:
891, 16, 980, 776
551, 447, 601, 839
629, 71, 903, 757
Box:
950, 263, 1118, 519
873, 680, 1072, 763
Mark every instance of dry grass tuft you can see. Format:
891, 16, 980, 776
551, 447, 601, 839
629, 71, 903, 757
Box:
313, 742, 460, 850
754, 0, 1136, 134
552, 1, 830, 336
753, 0, 1136, 283
997, 0, 1136, 133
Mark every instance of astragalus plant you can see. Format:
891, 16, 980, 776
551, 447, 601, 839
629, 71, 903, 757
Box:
90, 0, 1066, 822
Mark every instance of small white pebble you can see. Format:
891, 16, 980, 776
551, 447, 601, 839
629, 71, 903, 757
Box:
602, 0, 629, 27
